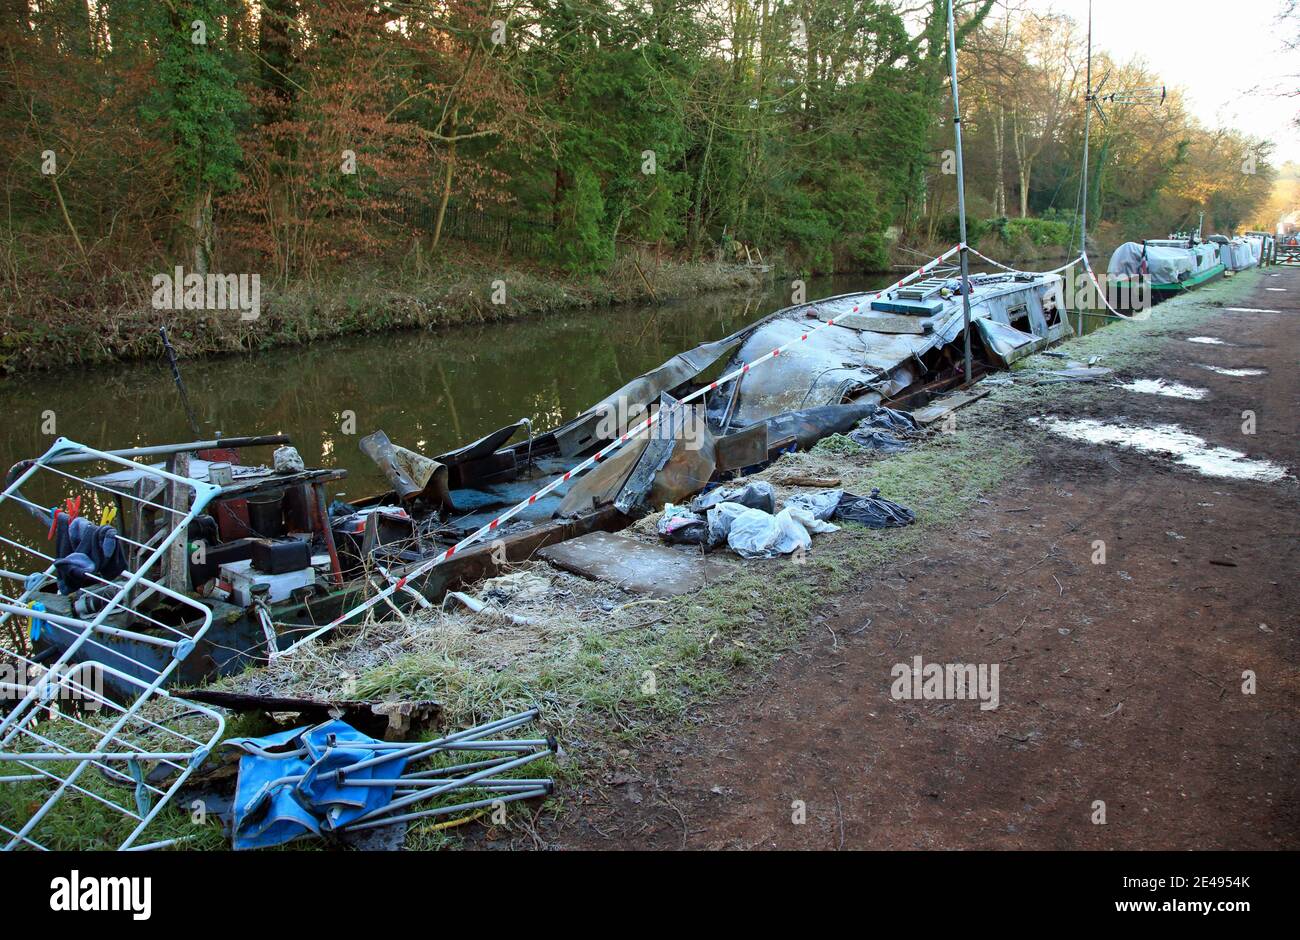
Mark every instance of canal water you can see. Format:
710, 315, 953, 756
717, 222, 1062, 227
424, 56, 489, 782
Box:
0, 272, 904, 497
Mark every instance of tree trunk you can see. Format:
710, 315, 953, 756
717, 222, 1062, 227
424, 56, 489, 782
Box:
1011, 110, 1030, 218
689, 109, 717, 257
431, 108, 458, 252
1018, 158, 1031, 218
190, 187, 212, 276
994, 105, 1006, 216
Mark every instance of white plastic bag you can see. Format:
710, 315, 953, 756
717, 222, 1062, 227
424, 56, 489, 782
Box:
785, 505, 839, 537
784, 490, 843, 521
725, 507, 785, 558
705, 501, 754, 548
725, 506, 838, 558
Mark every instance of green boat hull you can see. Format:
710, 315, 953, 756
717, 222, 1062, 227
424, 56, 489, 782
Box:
1151, 262, 1226, 296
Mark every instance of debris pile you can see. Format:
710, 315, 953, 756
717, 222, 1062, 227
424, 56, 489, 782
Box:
227, 708, 554, 850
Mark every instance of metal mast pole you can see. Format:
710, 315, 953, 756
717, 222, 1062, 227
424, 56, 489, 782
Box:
1079, 0, 1092, 335
945, 0, 973, 386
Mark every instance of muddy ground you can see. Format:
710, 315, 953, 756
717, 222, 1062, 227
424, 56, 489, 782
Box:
552, 270, 1300, 850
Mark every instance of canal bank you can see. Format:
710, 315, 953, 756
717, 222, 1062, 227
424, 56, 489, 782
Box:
1, 240, 1090, 380
0, 253, 766, 376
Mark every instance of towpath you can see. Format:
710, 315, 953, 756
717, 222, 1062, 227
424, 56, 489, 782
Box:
555, 267, 1299, 850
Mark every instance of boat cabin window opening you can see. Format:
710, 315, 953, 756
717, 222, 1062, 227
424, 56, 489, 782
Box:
1041, 296, 1061, 328
1007, 303, 1031, 331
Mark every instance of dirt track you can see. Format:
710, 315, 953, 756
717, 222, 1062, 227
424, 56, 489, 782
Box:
556, 268, 1300, 850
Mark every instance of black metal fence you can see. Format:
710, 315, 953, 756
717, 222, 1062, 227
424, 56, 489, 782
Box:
388, 194, 553, 258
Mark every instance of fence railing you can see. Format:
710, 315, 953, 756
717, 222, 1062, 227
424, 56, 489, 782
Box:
386, 195, 553, 259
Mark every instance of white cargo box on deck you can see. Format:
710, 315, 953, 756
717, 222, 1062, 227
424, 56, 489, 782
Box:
219, 559, 317, 607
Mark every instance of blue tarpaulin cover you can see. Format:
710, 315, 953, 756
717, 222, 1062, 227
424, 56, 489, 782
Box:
226, 719, 409, 850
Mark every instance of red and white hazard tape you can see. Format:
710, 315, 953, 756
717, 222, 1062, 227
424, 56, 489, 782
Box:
274, 244, 965, 656
963, 245, 1085, 279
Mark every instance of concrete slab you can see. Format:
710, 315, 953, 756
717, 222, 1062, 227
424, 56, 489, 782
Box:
537, 531, 732, 597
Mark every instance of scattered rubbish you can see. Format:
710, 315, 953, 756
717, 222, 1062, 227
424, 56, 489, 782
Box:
834, 489, 916, 528
657, 504, 709, 545
1185, 336, 1232, 346
717, 504, 838, 559
1195, 365, 1266, 377
704, 501, 752, 547
443, 590, 536, 627
848, 407, 921, 452
478, 571, 552, 606
1225, 307, 1281, 314
1033, 417, 1291, 482
846, 430, 911, 452
691, 480, 776, 515
785, 489, 842, 521
912, 387, 992, 425
273, 445, 305, 474
1024, 366, 1114, 384
1118, 379, 1208, 400
227, 708, 554, 850
359, 430, 452, 516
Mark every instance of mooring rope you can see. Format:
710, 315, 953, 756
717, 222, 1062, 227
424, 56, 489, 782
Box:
961, 246, 1148, 322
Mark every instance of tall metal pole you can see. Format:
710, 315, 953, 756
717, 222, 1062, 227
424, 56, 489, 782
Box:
945, 0, 973, 386
159, 326, 201, 438
1079, 0, 1092, 335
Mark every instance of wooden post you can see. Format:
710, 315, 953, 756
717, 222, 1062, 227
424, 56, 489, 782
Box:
163, 452, 192, 595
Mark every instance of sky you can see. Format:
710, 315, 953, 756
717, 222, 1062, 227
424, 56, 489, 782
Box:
1036, 0, 1300, 163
